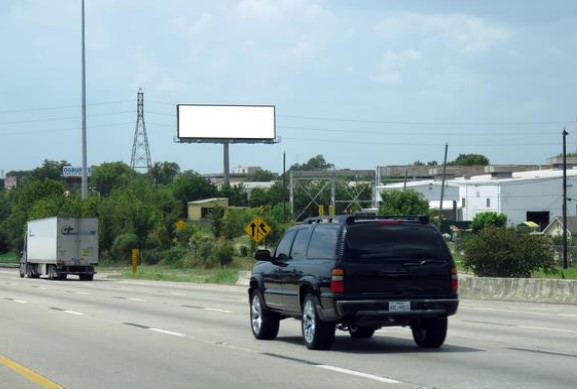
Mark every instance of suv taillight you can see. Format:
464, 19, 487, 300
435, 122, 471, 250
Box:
330, 268, 344, 293
451, 267, 458, 293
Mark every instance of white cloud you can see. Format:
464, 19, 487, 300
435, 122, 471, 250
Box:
374, 12, 510, 54
236, 0, 333, 22
174, 12, 212, 35
374, 49, 422, 85
291, 39, 315, 58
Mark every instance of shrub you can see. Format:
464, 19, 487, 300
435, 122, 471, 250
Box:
158, 246, 189, 267
139, 247, 163, 265
470, 212, 508, 232
175, 221, 198, 246
198, 241, 218, 267
215, 242, 235, 267
110, 233, 139, 264
462, 227, 556, 277
239, 245, 250, 257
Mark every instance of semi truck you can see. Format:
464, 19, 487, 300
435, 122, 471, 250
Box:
19, 217, 99, 281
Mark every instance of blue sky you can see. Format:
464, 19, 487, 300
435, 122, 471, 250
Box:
1, 0, 577, 176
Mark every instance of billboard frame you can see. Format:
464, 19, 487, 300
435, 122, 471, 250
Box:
176, 104, 277, 144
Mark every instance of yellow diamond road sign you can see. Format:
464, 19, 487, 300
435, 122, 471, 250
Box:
245, 216, 271, 243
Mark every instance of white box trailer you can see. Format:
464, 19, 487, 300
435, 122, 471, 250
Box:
19, 217, 99, 281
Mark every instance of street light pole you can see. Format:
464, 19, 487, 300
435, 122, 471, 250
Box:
562, 129, 568, 269
80, 0, 88, 200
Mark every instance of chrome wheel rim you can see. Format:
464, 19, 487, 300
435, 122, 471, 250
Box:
303, 299, 316, 343
251, 294, 262, 334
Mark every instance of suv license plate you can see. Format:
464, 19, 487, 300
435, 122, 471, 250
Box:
389, 301, 411, 312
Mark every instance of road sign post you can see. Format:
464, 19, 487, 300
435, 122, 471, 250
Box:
131, 248, 139, 274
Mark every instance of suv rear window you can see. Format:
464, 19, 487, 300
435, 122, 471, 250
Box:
345, 223, 450, 260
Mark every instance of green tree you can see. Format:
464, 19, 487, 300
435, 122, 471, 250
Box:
209, 204, 225, 238
471, 212, 508, 232
449, 153, 490, 166
379, 190, 430, 216
290, 154, 334, 171
31, 159, 70, 181
169, 171, 217, 217
0, 179, 67, 250
463, 227, 556, 277
149, 161, 181, 186
91, 162, 133, 197
219, 184, 248, 207
246, 169, 278, 181
248, 187, 269, 207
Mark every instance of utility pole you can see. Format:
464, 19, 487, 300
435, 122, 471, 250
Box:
282, 152, 286, 223
562, 129, 568, 269
439, 143, 449, 224
80, 0, 88, 199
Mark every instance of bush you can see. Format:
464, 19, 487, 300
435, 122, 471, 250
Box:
470, 212, 507, 232
110, 233, 139, 264
215, 242, 235, 267
158, 246, 189, 267
139, 247, 163, 265
462, 227, 556, 277
175, 221, 198, 246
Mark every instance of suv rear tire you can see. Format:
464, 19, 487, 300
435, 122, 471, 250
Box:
302, 293, 336, 350
411, 317, 448, 348
250, 290, 280, 340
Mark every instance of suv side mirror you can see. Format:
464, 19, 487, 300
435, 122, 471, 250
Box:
254, 249, 272, 261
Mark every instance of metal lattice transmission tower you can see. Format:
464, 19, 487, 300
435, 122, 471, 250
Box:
130, 88, 152, 172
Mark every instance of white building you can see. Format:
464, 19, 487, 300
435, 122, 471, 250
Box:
377, 166, 577, 229
453, 168, 577, 228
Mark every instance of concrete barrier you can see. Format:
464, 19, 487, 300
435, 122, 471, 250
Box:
238, 271, 577, 305
458, 275, 577, 304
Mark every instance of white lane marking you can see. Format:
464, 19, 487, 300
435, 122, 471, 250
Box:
461, 306, 577, 318
204, 307, 232, 313
76, 292, 89, 295
64, 310, 84, 316
10, 299, 27, 304
518, 325, 577, 334
149, 328, 185, 337
128, 298, 145, 302
317, 365, 401, 384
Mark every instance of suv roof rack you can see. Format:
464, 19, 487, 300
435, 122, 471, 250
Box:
303, 215, 430, 225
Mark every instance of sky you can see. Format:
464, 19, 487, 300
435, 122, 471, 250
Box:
2, 0, 577, 176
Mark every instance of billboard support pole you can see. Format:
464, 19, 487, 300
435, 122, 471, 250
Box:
223, 141, 230, 187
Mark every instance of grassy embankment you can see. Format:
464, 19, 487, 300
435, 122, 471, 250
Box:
3, 251, 577, 282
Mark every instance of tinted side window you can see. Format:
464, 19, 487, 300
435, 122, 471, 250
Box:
308, 225, 339, 259
274, 229, 297, 259
291, 228, 311, 258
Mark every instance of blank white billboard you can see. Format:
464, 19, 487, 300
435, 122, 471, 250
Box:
177, 104, 276, 141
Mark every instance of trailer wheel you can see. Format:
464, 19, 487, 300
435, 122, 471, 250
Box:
48, 265, 57, 280
28, 264, 40, 279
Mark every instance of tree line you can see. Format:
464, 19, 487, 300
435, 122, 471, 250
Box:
0, 155, 372, 264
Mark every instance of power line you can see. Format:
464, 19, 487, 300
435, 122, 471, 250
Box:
280, 114, 575, 126
0, 100, 132, 115
0, 111, 133, 125
278, 125, 559, 136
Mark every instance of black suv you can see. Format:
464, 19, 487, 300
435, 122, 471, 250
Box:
248, 215, 459, 350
